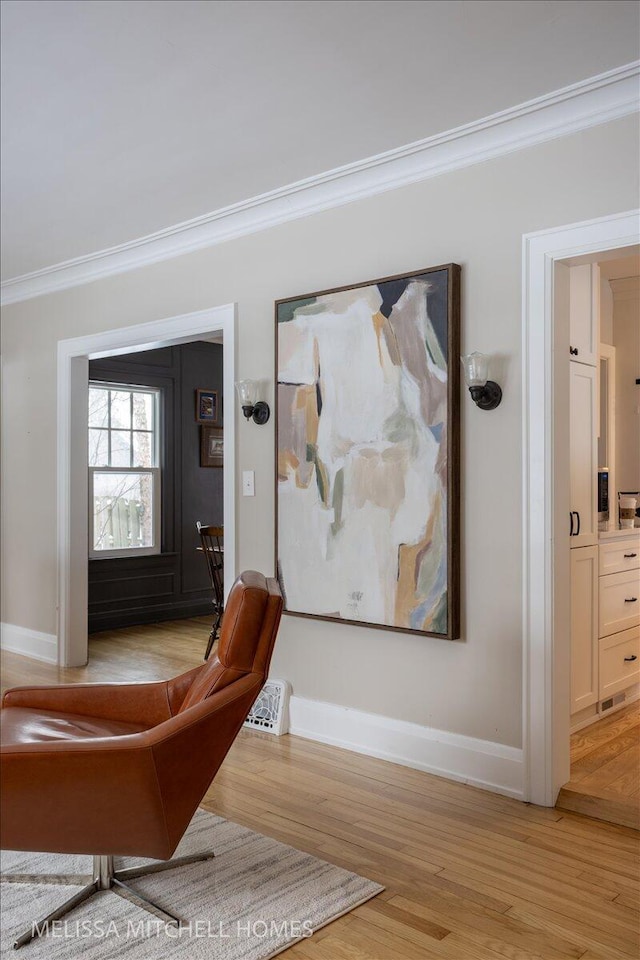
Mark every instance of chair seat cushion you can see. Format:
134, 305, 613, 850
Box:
0, 707, 148, 746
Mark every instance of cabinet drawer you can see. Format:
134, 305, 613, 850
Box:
599, 569, 640, 638
599, 627, 640, 700
599, 538, 640, 576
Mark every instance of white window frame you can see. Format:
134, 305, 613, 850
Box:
88, 382, 161, 559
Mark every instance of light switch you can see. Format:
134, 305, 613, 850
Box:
242, 470, 255, 497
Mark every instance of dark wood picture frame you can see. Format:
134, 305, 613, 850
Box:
275, 263, 460, 640
200, 426, 223, 468
195, 388, 218, 423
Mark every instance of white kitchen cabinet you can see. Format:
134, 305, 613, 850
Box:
569, 263, 599, 367
598, 537, 640, 702
570, 545, 599, 714
599, 627, 640, 701
599, 536, 640, 576
569, 362, 598, 548
599, 567, 640, 638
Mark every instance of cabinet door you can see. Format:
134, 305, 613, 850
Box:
569, 263, 599, 366
569, 363, 597, 547
571, 545, 599, 714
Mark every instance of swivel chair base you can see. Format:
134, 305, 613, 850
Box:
4, 849, 215, 949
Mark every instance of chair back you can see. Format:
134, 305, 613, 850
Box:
196, 522, 224, 598
179, 571, 282, 712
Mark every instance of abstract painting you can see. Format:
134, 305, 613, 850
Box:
276, 264, 460, 639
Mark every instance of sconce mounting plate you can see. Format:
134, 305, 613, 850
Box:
470, 381, 502, 411
252, 401, 270, 425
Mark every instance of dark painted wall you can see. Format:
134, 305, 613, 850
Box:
179, 343, 224, 595
88, 341, 223, 632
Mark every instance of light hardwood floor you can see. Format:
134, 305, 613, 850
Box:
556, 702, 640, 830
2, 622, 639, 960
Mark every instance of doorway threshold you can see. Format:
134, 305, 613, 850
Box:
555, 701, 639, 830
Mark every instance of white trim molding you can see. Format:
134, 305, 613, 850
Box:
610, 276, 640, 300
289, 696, 523, 800
57, 304, 237, 666
1, 623, 58, 664
2, 61, 638, 307
522, 209, 640, 807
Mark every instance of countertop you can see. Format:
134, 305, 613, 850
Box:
598, 527, 640, 541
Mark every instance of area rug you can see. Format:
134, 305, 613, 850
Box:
0, 809, 383, 958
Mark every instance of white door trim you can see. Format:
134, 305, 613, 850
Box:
522, 209, 639, 806
57, 304, 236, 667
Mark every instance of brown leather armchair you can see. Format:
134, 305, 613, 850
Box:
0, 571, 283, 948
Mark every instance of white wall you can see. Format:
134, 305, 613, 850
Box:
611, 276, 640, 493
1, 114, 638, 751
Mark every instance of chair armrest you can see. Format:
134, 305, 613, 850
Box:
0, 673, 257, 756
1, 680, 173, 726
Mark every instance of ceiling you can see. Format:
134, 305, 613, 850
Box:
1, 0, 638, 281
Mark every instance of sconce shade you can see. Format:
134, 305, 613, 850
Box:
235, 379, 270, 425
235, 379, 260, 406
461, 352, 489, 387
460, 352, 502, 411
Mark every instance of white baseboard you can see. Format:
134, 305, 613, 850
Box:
289, 695, 523, 800
569, 704, 600, 734
0, 623, 58, 664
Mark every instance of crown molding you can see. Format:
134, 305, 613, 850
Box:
2, 61, 639, 307
610, 275, 640, 299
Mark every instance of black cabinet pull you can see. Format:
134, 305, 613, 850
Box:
575, 511, 580, 536
624, 553, 638, 558
570, 512, 574, 536
624, 597, 637, 603
570, 346, 579, 356
624, 655, 638, 662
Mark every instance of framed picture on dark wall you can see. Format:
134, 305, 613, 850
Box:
201, 426, 223, 467
195, 388, 218, 423
275, 263, 461, 640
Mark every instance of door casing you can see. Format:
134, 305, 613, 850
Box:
57, 304, 236, 666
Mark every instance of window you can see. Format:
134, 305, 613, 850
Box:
88, 383, 161, 557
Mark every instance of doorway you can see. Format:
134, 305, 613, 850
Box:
57, 304, 236, 667
555, 250, 640, 828
522, 209, 639, 807
87, 340, 224, 633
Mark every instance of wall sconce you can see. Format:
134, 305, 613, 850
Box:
460, 353, 502, 410
235, 379, 270, 425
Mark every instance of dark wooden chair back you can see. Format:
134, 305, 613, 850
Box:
196, 522, 224, 660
